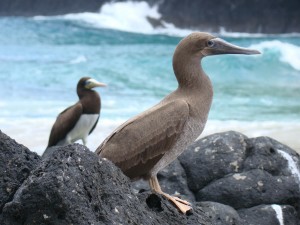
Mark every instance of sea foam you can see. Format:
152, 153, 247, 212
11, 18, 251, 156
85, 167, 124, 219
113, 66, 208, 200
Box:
59, 1, 194, 36
250, 40, 300, 71
33, 1, 300, 38
62, 1, 160, 34
33, 1, 188, 36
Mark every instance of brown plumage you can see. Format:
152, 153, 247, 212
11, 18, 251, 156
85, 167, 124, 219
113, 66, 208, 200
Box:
47, 77, 106, 147
96, 32, 260, 213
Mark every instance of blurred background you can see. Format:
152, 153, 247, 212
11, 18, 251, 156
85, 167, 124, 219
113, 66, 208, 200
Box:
0, 0, 299, 155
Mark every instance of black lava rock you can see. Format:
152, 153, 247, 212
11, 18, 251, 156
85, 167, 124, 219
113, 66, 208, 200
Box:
238, 204, 299, 225
179, 131, 300, 223
0, 144, 210, 225
0, 130, 41, 214
196, 169, 300, 209
1, 130, 300, 224
196, 201, 242, 225
179, 131, 247, 192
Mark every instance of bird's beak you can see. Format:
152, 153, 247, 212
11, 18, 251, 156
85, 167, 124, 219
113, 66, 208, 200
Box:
202, 38, 261, 56
85, 78, 107, 89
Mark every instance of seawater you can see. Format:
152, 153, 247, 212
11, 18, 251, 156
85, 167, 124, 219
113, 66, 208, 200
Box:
0, 1, 300, 154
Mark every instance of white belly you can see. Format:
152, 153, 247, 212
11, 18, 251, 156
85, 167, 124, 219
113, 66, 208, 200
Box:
59, 114, 99, 145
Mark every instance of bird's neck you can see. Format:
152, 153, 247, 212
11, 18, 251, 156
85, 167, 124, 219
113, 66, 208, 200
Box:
173, 53, 206, 90
172, 52, 213, 120
78, 89, 101, 114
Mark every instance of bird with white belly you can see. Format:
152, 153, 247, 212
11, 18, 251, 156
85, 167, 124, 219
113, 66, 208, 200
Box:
47, 77, 106, 148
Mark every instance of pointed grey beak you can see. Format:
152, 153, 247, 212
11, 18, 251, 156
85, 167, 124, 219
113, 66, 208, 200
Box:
202, 38, 261, 56
85, 78, 107, 89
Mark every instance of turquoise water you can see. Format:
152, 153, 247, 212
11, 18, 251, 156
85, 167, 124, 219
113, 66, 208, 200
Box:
0, 17, 299, 123
1, 9, 300, 154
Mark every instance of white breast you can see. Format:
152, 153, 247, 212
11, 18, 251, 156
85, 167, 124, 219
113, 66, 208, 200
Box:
62, 114, 99, 145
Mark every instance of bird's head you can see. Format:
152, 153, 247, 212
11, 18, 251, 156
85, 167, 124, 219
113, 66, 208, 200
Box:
78, 77, 107, 90
175, 32, 260, 59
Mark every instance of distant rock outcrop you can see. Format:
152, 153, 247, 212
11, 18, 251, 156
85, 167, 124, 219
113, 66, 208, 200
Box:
0, 0, 299, 33
155, 0, 300, 33
0, 0, 106, 17
0, 130, 299, 224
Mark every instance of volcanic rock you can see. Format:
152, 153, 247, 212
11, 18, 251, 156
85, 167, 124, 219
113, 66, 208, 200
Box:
0, 130, 41, 214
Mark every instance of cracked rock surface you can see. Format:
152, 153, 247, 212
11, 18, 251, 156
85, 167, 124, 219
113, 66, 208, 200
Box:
1, 130, 299, 224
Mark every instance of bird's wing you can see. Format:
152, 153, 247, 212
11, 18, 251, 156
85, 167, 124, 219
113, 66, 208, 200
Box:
47, 103, 83, 147
96, 99, 190, 177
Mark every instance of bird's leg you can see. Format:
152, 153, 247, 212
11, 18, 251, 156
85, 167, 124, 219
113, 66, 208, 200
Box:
65, 136, 72, 145
149, 176, 192, 214
82, 138, 87, 146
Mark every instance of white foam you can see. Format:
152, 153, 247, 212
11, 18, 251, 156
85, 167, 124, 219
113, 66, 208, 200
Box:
219, 27, 268, 38
69, 55, 87, 64
219, 27, 300, 38
32, 2, 300, 38
33, 1, 193, 36
52, 1, 162, 34
1, 118, 300, 156
250, 40, 300, 71
278, 150, 300, 189
271, 205, 284, 225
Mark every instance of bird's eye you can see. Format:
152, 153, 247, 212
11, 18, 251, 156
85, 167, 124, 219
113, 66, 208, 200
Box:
207, 40, 215, 47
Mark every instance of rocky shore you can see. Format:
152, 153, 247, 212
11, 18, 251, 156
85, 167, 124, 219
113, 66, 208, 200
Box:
0, 129, 299, 224
0, 0, 299, 34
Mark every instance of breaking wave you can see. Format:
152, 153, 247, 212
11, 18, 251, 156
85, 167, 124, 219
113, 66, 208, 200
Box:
34, 1, 300, 38
250, 40, 300, 71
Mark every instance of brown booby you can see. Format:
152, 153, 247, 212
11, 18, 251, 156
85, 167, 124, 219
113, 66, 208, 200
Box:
96, 32, 260, 213
47, 77, 106, 147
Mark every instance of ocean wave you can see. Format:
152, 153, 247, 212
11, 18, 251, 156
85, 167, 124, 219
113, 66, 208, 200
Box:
219, 27, 300, 38
33, 1, 193, 36
32, 1, 300, 38
250, 40, 300, 71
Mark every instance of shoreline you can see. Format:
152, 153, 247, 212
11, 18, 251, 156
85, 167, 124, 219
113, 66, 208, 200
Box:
1, 118, 299, 155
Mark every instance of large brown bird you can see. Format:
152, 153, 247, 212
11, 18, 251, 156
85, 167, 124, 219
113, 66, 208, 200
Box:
96, 32, 260, 213
47, 77, 106, 147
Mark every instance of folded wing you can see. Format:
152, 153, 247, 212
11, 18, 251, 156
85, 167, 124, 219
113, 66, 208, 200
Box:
96, 99, 189, 178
